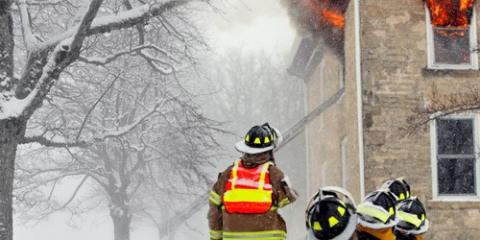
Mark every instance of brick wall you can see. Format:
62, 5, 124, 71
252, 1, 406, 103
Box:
360, 0, 480, 238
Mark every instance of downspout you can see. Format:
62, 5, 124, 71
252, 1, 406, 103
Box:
354, 0, 366, 199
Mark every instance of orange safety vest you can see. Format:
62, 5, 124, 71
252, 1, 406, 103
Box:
223, 160, 273, 214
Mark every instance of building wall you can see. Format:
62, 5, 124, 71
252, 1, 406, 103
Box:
360, 0, 480, 238
305, 2, 362, 202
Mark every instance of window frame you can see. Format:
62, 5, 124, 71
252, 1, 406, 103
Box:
430, 113, 480, 201
341, 136, 348, 188
425, 6, 478, 70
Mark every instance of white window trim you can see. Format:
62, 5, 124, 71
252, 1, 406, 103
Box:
425, 6, 478, 70
430, 113, 480, 201
341, 136, 348, 188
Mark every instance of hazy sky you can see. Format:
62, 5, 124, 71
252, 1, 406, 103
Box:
14, 1, 297, 239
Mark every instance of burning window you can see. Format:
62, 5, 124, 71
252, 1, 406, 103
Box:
432, 117, 480, 200
425, 0, 478, 69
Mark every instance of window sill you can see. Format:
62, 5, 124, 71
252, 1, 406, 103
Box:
422, 67, 480, 77
428, 199, 480, 209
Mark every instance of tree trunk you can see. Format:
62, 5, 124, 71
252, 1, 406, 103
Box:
109, 194, 131, 240
111, 214, 131, 240
0, 119, 26, 240
0, 2, 20, 240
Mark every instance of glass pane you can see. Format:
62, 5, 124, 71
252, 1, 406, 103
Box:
433, 27, 471, 65
438, 158, 476, 194
437, 119, 474, 155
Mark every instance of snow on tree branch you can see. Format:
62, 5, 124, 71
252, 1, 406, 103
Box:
0, 0, 104, 120
39, 0, 199, 49
79, 44, 179, 66
19, 135, 90, 147
95, 98, 169, 140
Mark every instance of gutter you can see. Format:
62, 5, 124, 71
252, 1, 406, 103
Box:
354, 0, 366, 200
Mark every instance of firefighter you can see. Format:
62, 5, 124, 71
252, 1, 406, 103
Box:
356, 190, 397, 240
207, 123, 298, 240
394, 198, 428, 240
306, 186, 358, 240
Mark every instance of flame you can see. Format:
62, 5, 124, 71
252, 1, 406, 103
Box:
425, 0, 475, 28
308, 0, 345, 29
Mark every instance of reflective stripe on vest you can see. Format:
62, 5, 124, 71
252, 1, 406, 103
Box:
223, 160, 273, 214
223, 230, 286, 240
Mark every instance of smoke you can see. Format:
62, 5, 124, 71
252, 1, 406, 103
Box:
280, 0, 351, 55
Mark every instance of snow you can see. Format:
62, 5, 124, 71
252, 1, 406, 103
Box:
0, 38, 71, 120
0, 96, 35, 119
39, 4, 151, 50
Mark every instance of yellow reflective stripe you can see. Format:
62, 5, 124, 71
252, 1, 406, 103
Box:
223, 230, 286, 239
398, 211, 423, 228
210, 230, 223, 240
231, 160, 241, 190
357, 204, 389, 223
338, 206, 346, 216
224, 189, 272, 203
258, 162, 272, 190
313, 221, 322, 231
329, 216, 339, 227
277, 198, 290, 208
209, 191, 222, 206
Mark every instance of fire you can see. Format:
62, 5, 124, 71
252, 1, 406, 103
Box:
308, 0, 346, 29
425, 0, 475, 28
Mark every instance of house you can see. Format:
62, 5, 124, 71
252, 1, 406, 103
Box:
287, 0, 480, 238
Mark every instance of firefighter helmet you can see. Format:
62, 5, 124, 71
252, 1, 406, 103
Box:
306, 187, 357, 240
394, 197, 429, 236
357, 190, 398, 230
381, 178, 411, 202
235, 123, 281, 154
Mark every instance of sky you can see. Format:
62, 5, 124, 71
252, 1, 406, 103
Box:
14, 1, 298, 240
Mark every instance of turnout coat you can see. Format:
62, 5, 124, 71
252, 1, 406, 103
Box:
207, 160, 297, 240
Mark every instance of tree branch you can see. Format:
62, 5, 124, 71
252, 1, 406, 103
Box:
19, 135, 90, 147
40, 0, 200, 49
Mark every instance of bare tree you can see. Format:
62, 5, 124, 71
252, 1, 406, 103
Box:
0, 0, 214, 239
15, 58, 220, 240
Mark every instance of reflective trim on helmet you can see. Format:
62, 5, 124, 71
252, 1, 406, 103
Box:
223, 230, 286, 240
210, 230, 223, 240
397, 211, 423, 228
329, 216, 339, 227
209, 191, 222, 206
357, 202, 390, 224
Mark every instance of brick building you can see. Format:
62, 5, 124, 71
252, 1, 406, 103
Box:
288, 0, 480, 238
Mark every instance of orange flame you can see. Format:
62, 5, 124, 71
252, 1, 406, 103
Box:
425, 0, 475, 28
308, 0, 345, 29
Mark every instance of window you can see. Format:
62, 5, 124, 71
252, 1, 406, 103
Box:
425, 7, 478, 69
341, 136, 348, 188
431, 116, 480, 200
288, 37, 324, 78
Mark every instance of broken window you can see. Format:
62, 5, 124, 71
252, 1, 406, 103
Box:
425, 1, 478, 69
